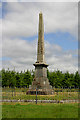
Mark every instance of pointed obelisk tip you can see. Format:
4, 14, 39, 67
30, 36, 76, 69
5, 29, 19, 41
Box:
39, 11, 43, 15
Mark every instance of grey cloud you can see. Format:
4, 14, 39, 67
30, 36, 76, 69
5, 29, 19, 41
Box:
2, 37, 78, 73
2, 0, 79, 2
2, 2, 78, 73
2, 2, 78, 38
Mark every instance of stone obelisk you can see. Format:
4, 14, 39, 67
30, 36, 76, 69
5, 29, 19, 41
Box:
27, 12, 53, 95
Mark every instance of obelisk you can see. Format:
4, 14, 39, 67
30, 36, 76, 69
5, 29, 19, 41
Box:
37, 12, 45, 63
27, 12, 53, 95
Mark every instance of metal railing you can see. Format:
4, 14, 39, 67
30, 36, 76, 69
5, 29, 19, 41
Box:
2, 86, 79, 103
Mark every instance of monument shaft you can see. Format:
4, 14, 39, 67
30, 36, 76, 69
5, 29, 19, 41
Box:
27, 12, 53, 95
37, 12, 44, 63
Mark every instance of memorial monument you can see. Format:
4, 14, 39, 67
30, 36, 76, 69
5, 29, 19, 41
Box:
27, 12, 53, 95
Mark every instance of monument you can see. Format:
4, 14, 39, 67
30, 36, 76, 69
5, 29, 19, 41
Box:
27, 12, 53, 95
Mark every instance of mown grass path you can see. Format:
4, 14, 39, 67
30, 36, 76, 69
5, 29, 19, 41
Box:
2, 103, 78, 118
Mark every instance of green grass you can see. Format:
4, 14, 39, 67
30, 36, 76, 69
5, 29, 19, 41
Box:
2, 103, 78, 118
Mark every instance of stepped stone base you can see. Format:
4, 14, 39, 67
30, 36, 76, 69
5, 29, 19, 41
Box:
26, 89, 53, 95
26, 77, 54, 95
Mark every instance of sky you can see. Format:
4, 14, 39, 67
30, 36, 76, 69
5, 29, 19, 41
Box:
0, 1, 79, 73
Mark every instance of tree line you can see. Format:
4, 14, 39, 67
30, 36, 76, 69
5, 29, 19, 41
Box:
47, 70, 80, 88
0, 68, 80, 88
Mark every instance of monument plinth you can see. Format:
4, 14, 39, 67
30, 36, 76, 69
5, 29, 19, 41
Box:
27, 12, 53, 95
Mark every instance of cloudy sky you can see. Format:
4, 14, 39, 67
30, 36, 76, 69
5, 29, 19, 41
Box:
0, 2, 78, 73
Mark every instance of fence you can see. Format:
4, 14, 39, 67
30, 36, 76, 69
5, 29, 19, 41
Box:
2, 86, 79, 103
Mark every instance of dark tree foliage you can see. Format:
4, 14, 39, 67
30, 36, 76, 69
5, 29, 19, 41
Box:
1, 68, 80, 88
47, 69, 80, 88
1, 69, 33, 88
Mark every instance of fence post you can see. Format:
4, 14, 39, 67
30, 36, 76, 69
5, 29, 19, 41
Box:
54, 86, 55, 95
14, 87, 15, 96
62, 86, 63, 101
63, 87, 64, 100
58, 87, 59, 102
20, 86, 21, 101
70, 86, 71, 102
12, 87, 13, 97
74, 86, 75, 103
4, 86, 6, 100
78, 86, 79, 103
53, 86, 55, 102
68, 87, 69, 103
9, 86, 11, 100
36, 88, 37, 104
63, 87, 65, 101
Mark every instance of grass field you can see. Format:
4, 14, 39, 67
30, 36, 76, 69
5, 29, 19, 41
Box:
2, 88, 79, 119
2, 102, 79, 118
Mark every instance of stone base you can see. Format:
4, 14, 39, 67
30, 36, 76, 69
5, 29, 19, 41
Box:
26, 89, 54, 95
26, 77, 54, 95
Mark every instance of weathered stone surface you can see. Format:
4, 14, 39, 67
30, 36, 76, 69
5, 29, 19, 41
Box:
27, 12, 53, 95
37, 12, 44, 63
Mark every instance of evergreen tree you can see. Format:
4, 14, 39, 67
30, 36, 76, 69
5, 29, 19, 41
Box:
1, 68, 80, 88
73, 71, 80, 88
15, 72, 20, 88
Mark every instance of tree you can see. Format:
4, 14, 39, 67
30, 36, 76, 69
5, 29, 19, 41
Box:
24, 70, 32, 88
10, 70, 16, 88
61, 71, 70, 87
15, 72, 20, 88
2, 69, 7, 87
73, 71, 80, 88
1, 68, 80, 88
